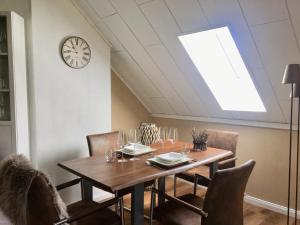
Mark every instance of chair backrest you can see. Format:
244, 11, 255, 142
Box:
87, 131, 120, 156
27, 174, 66, 225
207, 129, 239, 168
201, 160, 255, 225
0, 154, 68, 225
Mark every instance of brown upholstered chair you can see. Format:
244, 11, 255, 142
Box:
87, 131, 132, 196
29, 177, 123, 225
87, 131, 120, 157
150, 160, 255, 225
86, 131, 155, 215
174, 129, 239, 195
0, 154, 123, 225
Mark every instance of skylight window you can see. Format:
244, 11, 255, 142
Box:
178, 27, 266, 112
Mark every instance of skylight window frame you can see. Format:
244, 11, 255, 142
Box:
178, 26, 266, 113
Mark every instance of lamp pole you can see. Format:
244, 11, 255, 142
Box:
293, 83, 300, 225
288, 83, 293, 225
282, 64, 300, 225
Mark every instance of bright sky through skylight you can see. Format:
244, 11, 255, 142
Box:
178, 27, 266, 112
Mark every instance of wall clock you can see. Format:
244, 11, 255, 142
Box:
61, 36, 91, 69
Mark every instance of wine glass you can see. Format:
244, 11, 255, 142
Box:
181, 143, 190, 157
117, 130, 128, 163
105, 145, 114, 163
158, 127, 167, 150
128, 128, 140, 161
167, 128, 178, 144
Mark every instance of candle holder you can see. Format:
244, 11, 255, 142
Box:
192, 128, 208, 151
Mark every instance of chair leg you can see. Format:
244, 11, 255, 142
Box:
193, 175, 198, 196
174, 175, 177, 197
114, 193, 120, 215
119, 198, 125, 225
150, 189, 156, 225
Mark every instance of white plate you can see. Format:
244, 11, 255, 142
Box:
147, 156, 192, 167
156, 152, 184, 163
124, 143, 150, 153
117, 147, 156, 156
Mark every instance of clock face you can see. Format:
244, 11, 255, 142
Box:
61, 36, 91, 69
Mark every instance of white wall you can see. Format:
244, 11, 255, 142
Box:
1, 0, 112, 204
30, 0, 111, 202
0, 0, 30, 19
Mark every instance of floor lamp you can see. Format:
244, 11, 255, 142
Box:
293, 83, 300, 225
282, 64, 300, 225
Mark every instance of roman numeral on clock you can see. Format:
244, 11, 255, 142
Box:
64, 55, 71, 61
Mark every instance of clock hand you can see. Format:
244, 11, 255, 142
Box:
71, 40, 76, 50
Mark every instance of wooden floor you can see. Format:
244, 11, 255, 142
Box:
123, 177, 296, 225
0, 177, 295, 224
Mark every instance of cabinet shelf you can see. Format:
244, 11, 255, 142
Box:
0, 11, 29, 159
0, 121, 12, 125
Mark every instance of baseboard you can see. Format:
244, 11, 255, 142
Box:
244, 195, 300, 218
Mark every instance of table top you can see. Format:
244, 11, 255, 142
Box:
58, 141, 232, 192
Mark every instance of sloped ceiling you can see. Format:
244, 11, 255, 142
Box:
73, 0, 300, 125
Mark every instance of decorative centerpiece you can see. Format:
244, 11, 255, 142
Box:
192, 128, 208, 151
139, 123, 159, 145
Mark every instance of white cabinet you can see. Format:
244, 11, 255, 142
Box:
0, 11, 29, 160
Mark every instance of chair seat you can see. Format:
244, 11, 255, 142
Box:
68, 200, 121, 225
176, 166, 210, 187
154, 194, 204, 225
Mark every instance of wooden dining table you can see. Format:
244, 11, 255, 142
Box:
58, 141, 232, 225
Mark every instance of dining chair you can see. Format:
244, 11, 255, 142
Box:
86, 131, 155, 217
87, 131, 120, 157
150, 160, 255, 225
174, 129, 239, 196
0, 154, 124, 225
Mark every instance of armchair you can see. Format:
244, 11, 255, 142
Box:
0, 154, 123, 225
151, 160, 255, 225
174, 129, 239, 196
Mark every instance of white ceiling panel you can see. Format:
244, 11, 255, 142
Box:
103, 14, 167, 92
249, 68, 286, 122
198, 0, 263, 70
73, 0, 123, 52
287, 0, 300, 47
105, 14, 190, 115
75, 0, 300, 125
164, 0, 208, 33
94, 19, 124, 52
238, 0, 289, 26
110, 0, 160, 46
164, 96, 191, 115
135, 0, 153, 5
150, 98, 175, 114
86, 0, 116, 18
112, 53, 150, 101
112, 51, 161, 98
251, 20, 300, 101
146, 44, 208, 116
141, 0, 222, 115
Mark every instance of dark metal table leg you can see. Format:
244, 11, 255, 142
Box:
158, 177, 166, 205
81, 179, 93, 201
131, 183, 144, 225
209, 162, 218, 179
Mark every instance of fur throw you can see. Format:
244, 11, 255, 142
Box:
0, 154, 68, 225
